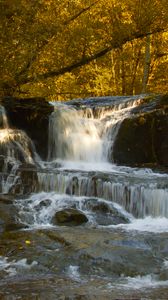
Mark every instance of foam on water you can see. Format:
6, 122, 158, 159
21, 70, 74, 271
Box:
47, 158, 168, 179
125, 216, 168, 233
67, 265, 81, 281
107, 274, 168, 290
106, 216, 168, 233
0, 256, 37, 277
15, 192, 131, 228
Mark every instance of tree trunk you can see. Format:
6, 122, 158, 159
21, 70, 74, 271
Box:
142, 34, 151, 93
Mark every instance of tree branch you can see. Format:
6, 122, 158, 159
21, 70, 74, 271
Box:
14, 1, 98, 83
64, 1, 99, 25
19, 27, 167, 86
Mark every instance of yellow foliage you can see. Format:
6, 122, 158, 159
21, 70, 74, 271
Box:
0, 0, 167, 98
25, 240, 31, 245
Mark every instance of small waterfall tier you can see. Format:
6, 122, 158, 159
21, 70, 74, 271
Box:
37, 169, 168, 218
0, 105, 39, 194
48, 96, 143, 162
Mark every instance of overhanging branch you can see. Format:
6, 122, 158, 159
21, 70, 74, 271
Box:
19, 27, 168, 86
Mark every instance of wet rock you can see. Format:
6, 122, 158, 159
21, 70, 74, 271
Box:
66, 177, 79, 195
1, 97, 54, 159
34, 199, 52, 211
0, 155, 5, 172
113, 113, 156, 165
52, 208, 88, 226
87, 200, 129, 225
154, 113, 168, 166
95, 213, 128, 226
0, 201, 27, 232
7, 163, 38, 195
91, 201, 111, 213
113, 96, 168, 168
0, 194, 14, 204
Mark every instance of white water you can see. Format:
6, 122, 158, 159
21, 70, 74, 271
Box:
48, 104, 103, 162
34, 97, 167, 219
0, 108, 40, 193
0, 106, 9, 129
105, 216, 168, 233
1, 98, 168, 300
67, 265, 81, 281
0, 129, 35, 164
107, 274, 168, 290
15, 191, 168, 233
1, 97, 168, 221
37, 171, 168, 218
0, 256, 37, 277
48, 98, 141, 162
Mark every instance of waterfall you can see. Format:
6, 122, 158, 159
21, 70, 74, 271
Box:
48, 104, 103, 162
37, 171, 168, 218
1, 97, 168, 219
0, 105, 9, 129
0, 105, 39, 193
1, 97, 168, 298
48, 97, 142, 163
42, 96, 168, 219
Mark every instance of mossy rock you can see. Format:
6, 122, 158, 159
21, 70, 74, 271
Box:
52, 208, 88, 226
113, 113, 155, 165
113, 109, 168, 167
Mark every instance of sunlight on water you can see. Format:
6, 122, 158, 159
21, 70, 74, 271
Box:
0, 106, 9, 129
48, 104, 103, 162
48, 99, 141, 163
0, 129, 10, 143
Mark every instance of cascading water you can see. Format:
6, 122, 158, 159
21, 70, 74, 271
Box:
48, 97, 141, 163
41, 97, 168, 219
1, 97, 168, 299
0, 105, 38, 193
48, 104, 103, 162
0, 105, 9, 129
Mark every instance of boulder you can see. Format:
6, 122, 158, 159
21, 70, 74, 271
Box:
113, 94, 168, 167
86, 199, 129, 225
52, 208, 88, 226
1, 97, 54, 159
0, 199, 27, 232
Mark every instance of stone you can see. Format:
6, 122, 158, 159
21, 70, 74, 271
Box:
88, 200, 129, 225
113, 95, 168, 168
52, 208, 88, 226
0, 200, 27, 232
1, 97, 54, 160
34, 199, 52, 211
0, 155, 5, 172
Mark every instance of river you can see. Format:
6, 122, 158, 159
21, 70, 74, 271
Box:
0, 96, 168, 299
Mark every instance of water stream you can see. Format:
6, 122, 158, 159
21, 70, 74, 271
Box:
0, 97, 168, 299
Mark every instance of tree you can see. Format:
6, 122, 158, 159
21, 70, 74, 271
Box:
0, 0, 167, 99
